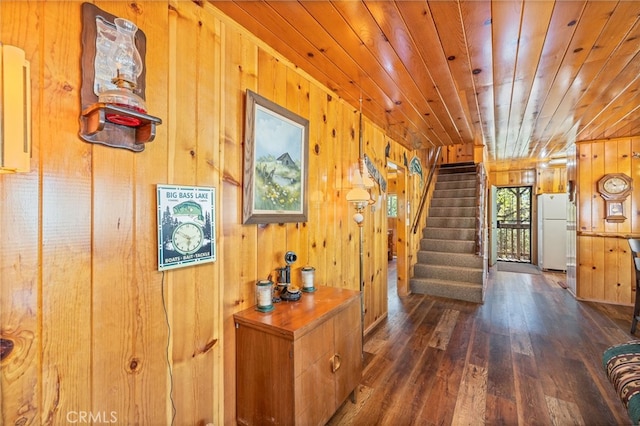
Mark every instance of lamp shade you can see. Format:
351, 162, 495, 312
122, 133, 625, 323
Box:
346, 187, 371, 203
361, 170, 375, 189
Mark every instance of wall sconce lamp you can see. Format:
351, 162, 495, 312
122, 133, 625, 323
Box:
347, 93, 376, 226
79, 3, 161, 152
0, 43, 31, 173
346, 158, 375, 226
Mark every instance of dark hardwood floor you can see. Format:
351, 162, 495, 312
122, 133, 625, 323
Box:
328, 260, 635, 425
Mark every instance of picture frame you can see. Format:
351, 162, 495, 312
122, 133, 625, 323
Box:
157, 185, 216, 271
605, 200, 626, 223
243, 90, 309, 224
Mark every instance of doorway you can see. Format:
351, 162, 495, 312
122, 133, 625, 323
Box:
495, 186, 532, 262
386, 161, 408, 295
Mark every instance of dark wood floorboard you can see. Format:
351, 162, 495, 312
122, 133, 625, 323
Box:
327, 261, 634, 426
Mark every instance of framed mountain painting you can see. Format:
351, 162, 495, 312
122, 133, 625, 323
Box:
242, 89, 309, 224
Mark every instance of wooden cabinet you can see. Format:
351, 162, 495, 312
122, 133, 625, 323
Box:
536, 166, 567, 194
234, 286, 362, 425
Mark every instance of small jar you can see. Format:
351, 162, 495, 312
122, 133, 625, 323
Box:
301, 266, 316, 292
255, 280, 274, 312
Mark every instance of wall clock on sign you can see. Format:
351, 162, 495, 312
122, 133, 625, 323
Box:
597, 173, 632, 223
157, 185, 216, 271
172, 221, 204, 255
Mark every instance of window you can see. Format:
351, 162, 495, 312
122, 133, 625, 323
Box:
387, 194, 398, 218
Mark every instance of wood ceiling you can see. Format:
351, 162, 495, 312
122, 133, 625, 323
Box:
210, 1, 640, 167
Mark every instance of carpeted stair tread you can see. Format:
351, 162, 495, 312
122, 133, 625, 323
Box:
429, 206, 476, 217
436, 181, 476, 190
418, 251, 483, 268
427, 216, 476, 228
414, 263, 483, 283
423, 227, 476, 240
430, 197, 476, 208
420, 238, 476, 253
409, 277, 483, 304
432, 188, 476, 198
411, 276, 483, 288
437, 173, 476, 180
439, 163, 476, 175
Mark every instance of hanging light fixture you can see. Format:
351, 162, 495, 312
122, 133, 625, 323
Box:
346, 158, 374, 226
346, 97, 375, 226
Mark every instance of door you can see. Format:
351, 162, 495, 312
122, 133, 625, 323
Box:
490, 185, 498, 266
496, 186, 532, 262
387, 161, 409, 296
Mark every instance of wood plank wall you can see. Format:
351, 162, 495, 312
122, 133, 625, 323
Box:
0, 2, 425, 424
489, 168, 538, 188
488, 167, 566, 193
576, 137, 640, 305
441, 142, 474, 164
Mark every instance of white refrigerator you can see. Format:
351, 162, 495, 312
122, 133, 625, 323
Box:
538, 193, 567, 271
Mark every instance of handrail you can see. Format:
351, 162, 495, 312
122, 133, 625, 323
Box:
411, 146, 441, 235
475, 163, 487, 256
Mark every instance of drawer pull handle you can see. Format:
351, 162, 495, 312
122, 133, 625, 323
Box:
331, 354, 342, 373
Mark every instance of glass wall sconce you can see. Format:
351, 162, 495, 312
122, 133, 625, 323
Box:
346, 159, 375, 226
0, 43, 31, 173
79, 3, 161, 152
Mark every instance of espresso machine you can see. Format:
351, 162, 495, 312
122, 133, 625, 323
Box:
274, 251, 302, 302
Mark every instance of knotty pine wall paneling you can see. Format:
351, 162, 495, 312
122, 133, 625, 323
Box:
322, 89, 342, 291
93, 1, 172, 422
442, 142, 474, 164
0, 2, 422, 424
307, 82, 330, 286
213, 2, 411, 422
576, 137, 640, 305
1, 2, 44, 423
362, 122, 389, 329
285, 68, 310, 279
168, 3, 221, 423
340, 106, 360, 291
220, 19, 259, 426
489, 168, 537, 188
41, 1, 93, 422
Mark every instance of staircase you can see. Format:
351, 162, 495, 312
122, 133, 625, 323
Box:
410, 163, 485, 303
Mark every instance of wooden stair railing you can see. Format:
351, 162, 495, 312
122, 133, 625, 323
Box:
475, 163, 487, 256
411, 146, 441, 235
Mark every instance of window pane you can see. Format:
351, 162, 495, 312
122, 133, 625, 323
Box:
387, 194, 397, 218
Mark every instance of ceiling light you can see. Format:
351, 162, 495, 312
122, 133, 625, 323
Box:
548, 157, 567, 165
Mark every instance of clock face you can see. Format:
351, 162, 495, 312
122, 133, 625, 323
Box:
172, 222, 204, 255
603, 176, 629, 194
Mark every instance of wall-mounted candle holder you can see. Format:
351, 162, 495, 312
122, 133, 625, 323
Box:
78, 3, 161, 152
